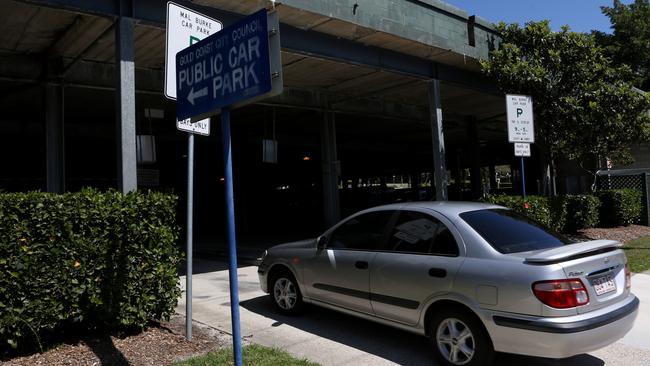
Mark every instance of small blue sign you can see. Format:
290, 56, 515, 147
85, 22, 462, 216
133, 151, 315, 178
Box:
175, 9, 271, 121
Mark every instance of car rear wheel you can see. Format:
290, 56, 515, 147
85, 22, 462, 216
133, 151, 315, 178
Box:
270, 272, 304, 315
429, 309, 493, 366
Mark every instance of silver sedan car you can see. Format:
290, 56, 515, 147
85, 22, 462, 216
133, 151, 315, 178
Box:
257, 202, 638, 366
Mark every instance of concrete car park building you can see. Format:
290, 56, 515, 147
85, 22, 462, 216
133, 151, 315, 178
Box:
1, 0, 545, 244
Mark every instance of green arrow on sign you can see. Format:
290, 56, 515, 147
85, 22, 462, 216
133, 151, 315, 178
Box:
189, 36, 200, 45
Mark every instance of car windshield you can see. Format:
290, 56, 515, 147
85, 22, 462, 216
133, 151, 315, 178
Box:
459, 209, 573, 254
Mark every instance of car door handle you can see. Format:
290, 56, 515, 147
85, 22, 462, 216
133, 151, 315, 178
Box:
355, 261, 369, 270
428, 268, 447, 278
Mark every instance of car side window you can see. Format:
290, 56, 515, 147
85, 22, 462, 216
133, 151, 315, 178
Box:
433, 225, 460, 256
387, 211, 459, 256
328, 211, 394, 251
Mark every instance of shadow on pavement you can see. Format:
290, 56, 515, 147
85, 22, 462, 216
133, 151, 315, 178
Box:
177, 257, 253, 275
240, 295, 605, 366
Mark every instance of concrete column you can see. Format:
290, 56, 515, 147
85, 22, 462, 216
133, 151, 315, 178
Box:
428, 79, 448, 201
320, 111, 340, 228
489, 164, 497, 192
45, 83, 65, 193
115, 16, 137, 193
454, 149, 463, 200
467, 117, 481, 199
411, 172, 420, 201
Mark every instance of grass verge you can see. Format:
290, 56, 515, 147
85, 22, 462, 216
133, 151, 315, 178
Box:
175, 344, 320, 366
623, 235, 650, 273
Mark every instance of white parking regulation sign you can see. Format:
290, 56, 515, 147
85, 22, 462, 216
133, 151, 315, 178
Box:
165, 2, 222, 100
506, 94, 535, 143
514, 143, 531, 157
166, 2, 220, 135
177, 117, 210, 136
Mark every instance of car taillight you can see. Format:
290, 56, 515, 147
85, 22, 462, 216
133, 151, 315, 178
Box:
532, 279, 589, 309
625, 263, 631, 289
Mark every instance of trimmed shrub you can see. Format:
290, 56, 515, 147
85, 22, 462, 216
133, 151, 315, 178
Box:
0, 189, 180, 351
480, 194, 559, 231
481, 194, 600, 233
596, 189, 643, 227
560, 195, 600, 233
548, 196, 568, 232
520, 196, 556, 230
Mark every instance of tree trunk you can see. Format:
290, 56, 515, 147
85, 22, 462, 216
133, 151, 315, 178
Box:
538, 144, 557, 197
550, 152, 558, 196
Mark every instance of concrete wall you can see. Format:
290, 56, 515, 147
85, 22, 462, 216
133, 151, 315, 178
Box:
281, 0, 499, 61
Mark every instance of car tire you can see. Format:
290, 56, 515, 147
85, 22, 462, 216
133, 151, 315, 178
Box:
269, 271, 304, 315
429, 308, 494, 366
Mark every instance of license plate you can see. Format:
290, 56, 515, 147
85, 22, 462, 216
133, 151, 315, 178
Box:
592, 274, 616, 296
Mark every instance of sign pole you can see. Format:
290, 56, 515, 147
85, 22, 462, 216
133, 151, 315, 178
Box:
185, 133, 194, 341
221, 107, 243, 366
521, 156, 527, 199
175, 10, 282, 363
506, 94, 533, 201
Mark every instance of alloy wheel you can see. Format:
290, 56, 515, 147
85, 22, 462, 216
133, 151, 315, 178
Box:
436, 317, 475, 365
273, 277, 297, 310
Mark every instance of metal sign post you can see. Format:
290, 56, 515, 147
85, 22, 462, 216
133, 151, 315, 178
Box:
220, 106, 242, 365
165, 2, 220, 341
514, 141, 532, 199
175, 9, 283, 365
507, 94, 534, 202
185, 133, 194, 339
520, 157, 526, 199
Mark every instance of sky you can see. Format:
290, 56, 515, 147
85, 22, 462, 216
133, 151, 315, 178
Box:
444, 0, 634, 34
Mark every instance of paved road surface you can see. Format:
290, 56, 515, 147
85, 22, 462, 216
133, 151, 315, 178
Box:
176, 258, 650, 366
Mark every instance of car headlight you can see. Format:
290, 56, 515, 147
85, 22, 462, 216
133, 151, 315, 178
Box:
256, 250, 268, 266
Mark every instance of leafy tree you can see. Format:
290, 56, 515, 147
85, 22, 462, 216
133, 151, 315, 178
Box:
594, 0, 650, 91
481, 21, 650, 172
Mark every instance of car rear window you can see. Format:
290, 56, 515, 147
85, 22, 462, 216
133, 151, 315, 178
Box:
459, 209, 572, 254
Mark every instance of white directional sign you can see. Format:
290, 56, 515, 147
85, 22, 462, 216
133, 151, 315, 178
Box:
165, 2, 222, 99
177, 117, 210, 136
514, 143, 531, 157
506, 94, 535, 143
165, 2, 221, 135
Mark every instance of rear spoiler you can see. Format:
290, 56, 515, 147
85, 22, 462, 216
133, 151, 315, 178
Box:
525, 240, 622, 263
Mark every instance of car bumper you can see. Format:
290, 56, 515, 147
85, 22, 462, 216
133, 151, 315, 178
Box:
485, 294, 639, 359
258, 267, 268, 293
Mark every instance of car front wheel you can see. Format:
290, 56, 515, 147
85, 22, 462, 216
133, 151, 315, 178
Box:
270, 272, 304, 315
429, 309, 494, 366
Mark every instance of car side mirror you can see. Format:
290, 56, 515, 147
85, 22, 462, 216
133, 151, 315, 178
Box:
317, 235, 327, 250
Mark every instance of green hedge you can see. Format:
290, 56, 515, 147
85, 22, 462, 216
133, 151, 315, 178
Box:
559, 195, 600, 233
0, 189, 181, 351
481, 194, 560, 231
481, 194, 600, 233
596, 189, 643, 227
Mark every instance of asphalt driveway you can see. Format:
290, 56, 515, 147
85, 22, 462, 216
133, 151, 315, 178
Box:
176, 258, 650, 366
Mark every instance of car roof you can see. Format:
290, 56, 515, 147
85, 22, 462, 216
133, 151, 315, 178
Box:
362, 201, 505, 217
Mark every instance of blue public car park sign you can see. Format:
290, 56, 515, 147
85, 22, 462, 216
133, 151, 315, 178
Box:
173, 9, 282, 366
175, 9, 274, 121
